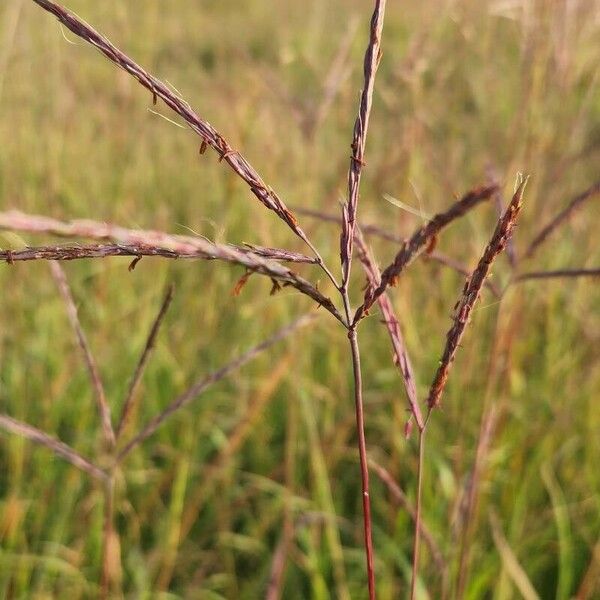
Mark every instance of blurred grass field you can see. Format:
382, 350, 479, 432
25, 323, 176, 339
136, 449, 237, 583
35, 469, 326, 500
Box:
1, 0, 599, 598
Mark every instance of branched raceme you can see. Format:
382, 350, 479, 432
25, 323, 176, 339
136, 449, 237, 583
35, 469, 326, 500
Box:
1, 1, 599, 598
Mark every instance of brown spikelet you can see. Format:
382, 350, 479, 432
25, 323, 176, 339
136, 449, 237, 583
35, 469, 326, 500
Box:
232, 271, 253, 296
128, 256, 142, 271
269, 279, 282, 296
425, 234, 437, 255
282, 208, 299, 228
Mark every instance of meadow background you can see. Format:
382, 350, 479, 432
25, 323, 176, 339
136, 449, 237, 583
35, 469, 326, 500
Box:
1, 0, 599, 598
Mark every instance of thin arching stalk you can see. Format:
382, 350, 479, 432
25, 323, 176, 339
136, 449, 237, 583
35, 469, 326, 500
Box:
116, 285, 175, 440
410, 429, 425, 600
49, 261, 116, 449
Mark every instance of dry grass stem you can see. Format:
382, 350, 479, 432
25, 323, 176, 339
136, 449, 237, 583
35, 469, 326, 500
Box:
354, 229, 423, 430
116, 314, 316, 462
515, 268, 600, 281
355, 184, 499, 324
49, 261, 116, 448
426, 179, 527, 410
576, 540, 600, 599
524, 180, 600, 259
0, 211, 343, 323
0, 414, 107, 480
115, 284, 175, 440
294, 204, 404, 243
425, 251, 502, 298
489, 512, 541, 600
265, 533, 291, 600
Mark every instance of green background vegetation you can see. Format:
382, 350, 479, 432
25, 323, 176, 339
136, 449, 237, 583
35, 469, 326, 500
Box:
1, 0, 599, 597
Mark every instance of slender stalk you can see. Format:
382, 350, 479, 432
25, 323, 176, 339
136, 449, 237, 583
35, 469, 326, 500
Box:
100, 474, 116, 600
408, 179, 529, 596
0, 414, 106, 480
515, 268, 600, 281
410, 430, 425, 600
524, 180, 600, 259
304, 238, 342, 291
49, 261, 116, 449
369, 459, 445, 576
116, 284, 175, 440
347, 326, 376, 600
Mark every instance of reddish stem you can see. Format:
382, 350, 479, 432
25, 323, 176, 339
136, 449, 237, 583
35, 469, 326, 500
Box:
348, 327, 376, 599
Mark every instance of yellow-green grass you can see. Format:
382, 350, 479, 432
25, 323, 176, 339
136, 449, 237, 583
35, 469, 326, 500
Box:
1, 0, 599, 597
